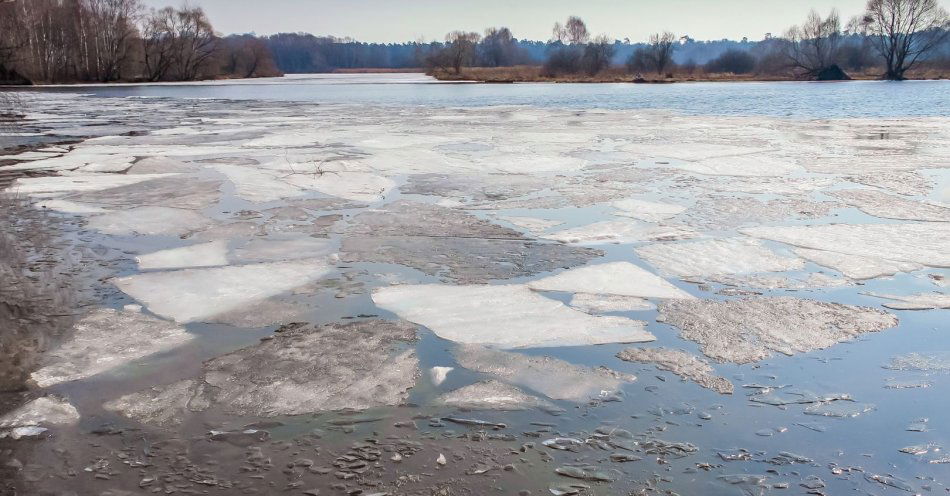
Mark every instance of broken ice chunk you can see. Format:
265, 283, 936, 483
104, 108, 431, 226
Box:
372, 284, 654, 349
527, 262, 694, 300
136, 240, 229, 270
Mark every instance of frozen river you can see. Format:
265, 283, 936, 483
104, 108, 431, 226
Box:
1, 75, 950, 495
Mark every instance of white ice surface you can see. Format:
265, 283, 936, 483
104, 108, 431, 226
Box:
232, 237, 335, 262
612, 199, 686, 222
210, 164, 304, 202
137, 240, 230, 270
636, 238, 804, 277
569, 293, 656, 313
9, 174, 178, 195
35, 199, 111, 214
87, 206, 213, 236
542, 220, 696, 245
372, 284, 654, 349
114, 260, 333, 323
0, 397, 80, 430
794, 248, 922, 280
498, 216, 564, 234
527, 262, 694, 300
742, 223, 950, 268
282, 172, 395, 202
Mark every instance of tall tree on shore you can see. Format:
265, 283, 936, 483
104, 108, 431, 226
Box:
647, 31, 677, 74
565, 16, 590, 45
81, 0, 142, 81
444, 31, 481, 74
784, 9, 843, 78
862, 0, 950, 80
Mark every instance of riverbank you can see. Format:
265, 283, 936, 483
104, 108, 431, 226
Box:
430, 65, 950, 83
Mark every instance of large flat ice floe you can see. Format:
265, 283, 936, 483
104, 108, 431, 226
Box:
372, 284, 654, 348
87, 206, 213, 236
636, 238, 803, 277
657, 297, 898, 364
10, 173, 179, 196
437, 380, 557, 411
865, 292, 950, 310
105, 320, 419, 424
794, 248, 922, 280
114, 260, 333, 323
741, 223, 950, 268
526, 261, 693, 300
452, 344, 635, 402
612, 199, 687, 222
31, 308, 193, 387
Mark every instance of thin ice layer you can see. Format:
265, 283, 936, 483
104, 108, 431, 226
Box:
527, 261, 693, 299
636, 238, 803, 277
372, 284, 654, 349
87, 206, 213, 236
543, 220, 696, 245
114, 259, 333, 323
452, 344, 635, 402
31, 308, 193, 387
617, 347, 733, 394
658, 297, 898, 364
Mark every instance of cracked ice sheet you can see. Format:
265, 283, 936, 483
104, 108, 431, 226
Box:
741, 223, 950, 268
137, 240, 230, 270
210, 164, 304, 202
86, 206, 213, 237
282, 171, 395, 202
542, 220, 697, 245
372, 284, 654, 349
527, 261, 693, 300
114, 259, 333, 324
794, 248, 922, 280
676, 154, 803, 177
636, 238, 803, 278
31, 308, 193, 387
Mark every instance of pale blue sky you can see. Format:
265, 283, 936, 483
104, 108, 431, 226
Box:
142, 0, 872, 42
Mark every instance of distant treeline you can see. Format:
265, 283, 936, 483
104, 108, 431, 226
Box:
1, 0, 948, 84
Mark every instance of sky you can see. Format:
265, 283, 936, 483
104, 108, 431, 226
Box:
141, 0, 871, 43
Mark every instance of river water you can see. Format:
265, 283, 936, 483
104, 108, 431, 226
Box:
2, 75, 950, 496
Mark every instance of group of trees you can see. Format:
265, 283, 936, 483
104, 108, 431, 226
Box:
0, 0, 280, 84
427, 0, 948, 80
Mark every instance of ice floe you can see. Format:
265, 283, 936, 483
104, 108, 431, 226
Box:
232, 237, 335, 263
616, 347, 733, 394
0, 397, 79, 438
452, 344, 635, 402
658, 297, 898, 363
794, 248, 922, 280
526, 261, 693, 300
569, 294, 655, 313
10, 173, 178, 195
865, 292, 950, 310
612, 199, 686, 222
636, 238, 803, 277
372, 284, 654, 348
136, 240, 229, 270
31, 308, 193, 387
86, 206, 213, 236
542, 220, 696, 245
742, 223, 950, 268
114, 260, 333, 323
830, 189, 950, 222
437, 380, 557, 411
106, 320, 419, 424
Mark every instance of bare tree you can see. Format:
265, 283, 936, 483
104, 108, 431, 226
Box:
565, 16, 590, 45
551, 22, 567, 43
863, 0, 950, 80
480, 27, 518, 67
81, 0, 142, 81
172, 6, 217, 80
784, 9, 843, 78
647, 31, 677, 74
141, 7, 175, 81
444, 31, 480, 74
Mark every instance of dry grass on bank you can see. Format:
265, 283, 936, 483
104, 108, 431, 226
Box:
430, 65, 950, 83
